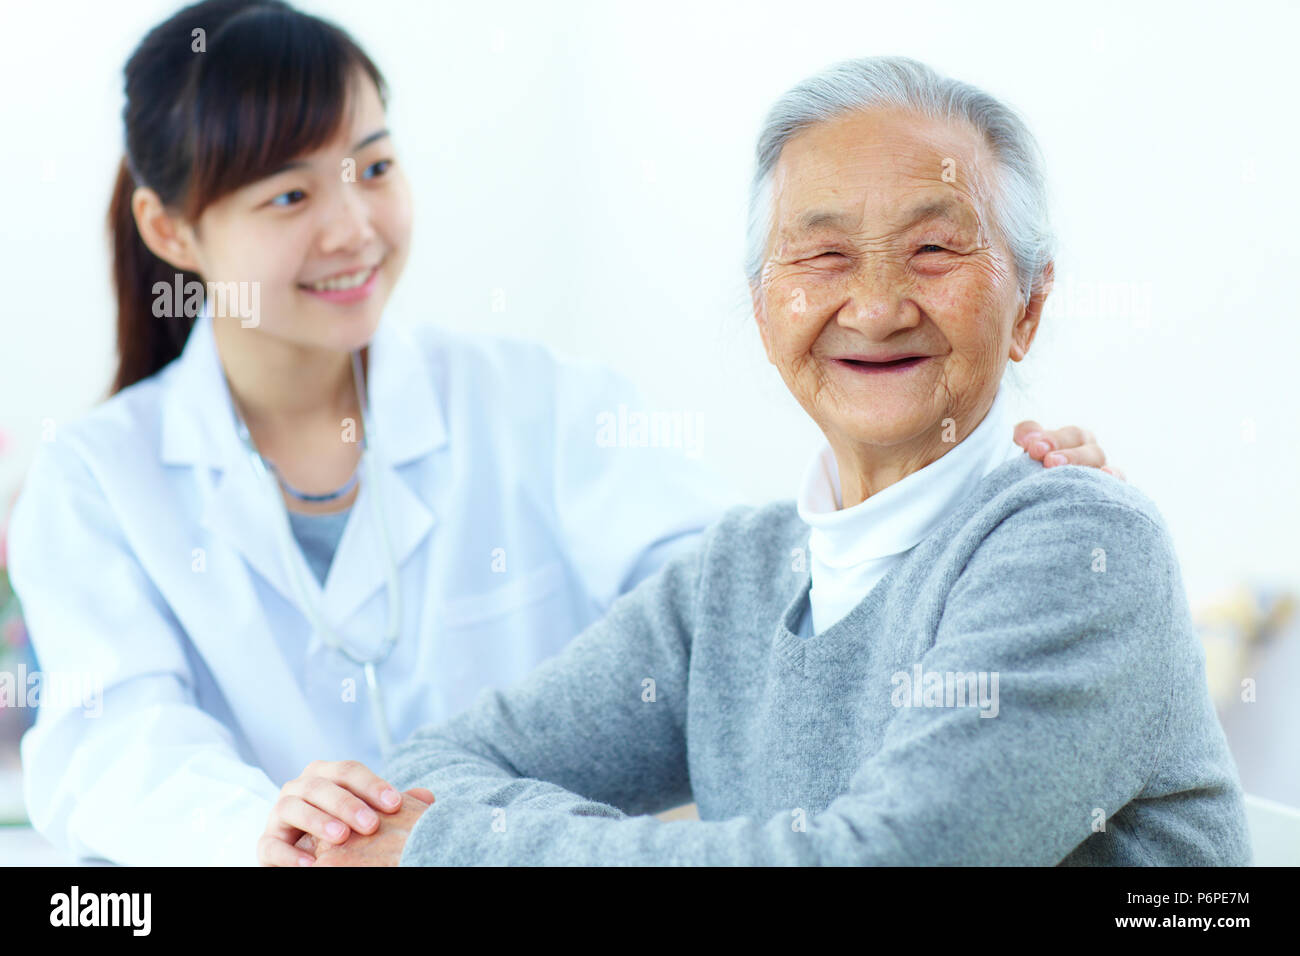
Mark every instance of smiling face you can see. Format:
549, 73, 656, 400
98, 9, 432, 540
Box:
753, 107, 1049, 494
178, 68, 411, 354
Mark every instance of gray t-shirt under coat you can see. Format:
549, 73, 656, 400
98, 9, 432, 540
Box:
287, 505, 352, 587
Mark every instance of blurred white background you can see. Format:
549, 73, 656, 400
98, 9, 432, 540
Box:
1, 0, 1296, 609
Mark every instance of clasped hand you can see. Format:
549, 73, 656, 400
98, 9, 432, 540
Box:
258, 759, 434, 867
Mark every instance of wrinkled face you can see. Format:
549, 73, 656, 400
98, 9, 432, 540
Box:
753, 107, 1043, 455
183, 68, 412, 354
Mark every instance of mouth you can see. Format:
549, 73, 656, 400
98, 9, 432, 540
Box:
834, 356, 932, 374
297, 260, 383, 303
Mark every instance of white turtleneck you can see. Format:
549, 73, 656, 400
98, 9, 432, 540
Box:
794, 384, 1026, 637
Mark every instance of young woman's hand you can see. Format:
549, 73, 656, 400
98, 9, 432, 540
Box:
1013, 421, 1126, 481
257, 759, 434, 867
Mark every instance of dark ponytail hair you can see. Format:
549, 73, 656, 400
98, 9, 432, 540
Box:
109, 0, 388, 394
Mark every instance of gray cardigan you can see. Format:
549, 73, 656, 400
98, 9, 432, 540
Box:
386, 453, 1252, 865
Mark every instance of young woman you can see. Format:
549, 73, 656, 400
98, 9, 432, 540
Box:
6, 0, 1116, 866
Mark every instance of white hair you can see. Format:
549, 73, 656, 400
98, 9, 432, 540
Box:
745, 56, 1055, 306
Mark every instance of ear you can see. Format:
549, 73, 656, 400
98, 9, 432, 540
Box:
1009, 259, 1053, 362
131, 187, 203, 274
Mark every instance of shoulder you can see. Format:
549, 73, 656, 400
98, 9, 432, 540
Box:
405, 320, 556, 376
400, 322, 652, 451
7, 375, 175, 570
693, 500, 807, 576
403, 321, 637, 403
977, 453, 1172, 543
18, 371, 171, 498
950, 455, 1184, 604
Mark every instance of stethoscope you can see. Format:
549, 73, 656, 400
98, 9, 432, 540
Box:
226, 347, 403, 757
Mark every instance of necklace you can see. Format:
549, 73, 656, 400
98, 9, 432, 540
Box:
233, 352, 367, 504
268, 458, 360, 503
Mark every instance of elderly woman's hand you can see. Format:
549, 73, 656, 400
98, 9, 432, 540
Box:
1013, 421, 1125, 481
301, 790, 434, 867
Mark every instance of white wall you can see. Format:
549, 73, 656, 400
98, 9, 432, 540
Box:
1, 0, 1296, 603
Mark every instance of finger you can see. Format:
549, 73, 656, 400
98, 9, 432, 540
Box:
1014, 421, 1058, 460
1012, 420, 1047, 448
298, 760, 403, 814
405, 787, 435, 805
257, 833, 315, 868
1101, 465, 1127, 482
285, 776, 384, 834
274, 792, 357, 845
1041, 425, 1094, 452
303, 777, 383, 834
1043, 442, 1107, 469
263, 815, 308, 855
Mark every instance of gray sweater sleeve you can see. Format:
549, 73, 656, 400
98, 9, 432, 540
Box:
390, 496, 1180, 865
385, 522, 709, 863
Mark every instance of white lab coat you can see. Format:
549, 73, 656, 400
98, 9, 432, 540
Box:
6, 308, 731, 865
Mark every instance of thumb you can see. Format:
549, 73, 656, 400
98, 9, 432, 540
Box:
405, 787, 435, 805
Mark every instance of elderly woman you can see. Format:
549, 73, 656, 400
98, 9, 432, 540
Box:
304, 56, 1251, 865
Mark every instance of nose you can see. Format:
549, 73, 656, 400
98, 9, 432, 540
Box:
837, 256, 920, 334
317, 181, 378, 255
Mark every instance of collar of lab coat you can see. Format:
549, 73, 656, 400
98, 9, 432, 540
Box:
159, 305, 445, 639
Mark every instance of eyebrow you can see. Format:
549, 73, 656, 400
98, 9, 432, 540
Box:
266, 129, 391, 177
794, 197, 974, 233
